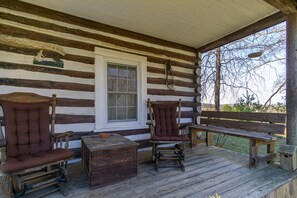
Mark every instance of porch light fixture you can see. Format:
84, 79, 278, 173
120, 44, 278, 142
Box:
248, 51, 263, 58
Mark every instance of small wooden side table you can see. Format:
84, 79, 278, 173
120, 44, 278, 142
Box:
81, 134, 138, 189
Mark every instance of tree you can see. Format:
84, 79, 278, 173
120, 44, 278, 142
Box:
201, 22, 286, 107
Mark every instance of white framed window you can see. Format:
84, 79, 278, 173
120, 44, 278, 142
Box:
107, 63, 137, 122
94, 47, 147, 132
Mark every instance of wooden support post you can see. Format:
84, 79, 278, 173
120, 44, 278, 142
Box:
206, 131, 213, 147
190, 128, 197, 148
267, 132, 272, 160
267, 141, 276, 164
249, 139, 258, 168
207, 48, 221, 147
286, 13, 297, 146
190, 128, 207, 148
215, 47, 221, 111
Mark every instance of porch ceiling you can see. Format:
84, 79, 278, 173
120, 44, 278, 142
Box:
21, 0, 279, 48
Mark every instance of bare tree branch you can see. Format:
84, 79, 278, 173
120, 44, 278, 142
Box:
201, 22, 286, 105
264, 81, 286, 107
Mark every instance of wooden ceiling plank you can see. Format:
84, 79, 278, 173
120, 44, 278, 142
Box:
196, 12, 286, 53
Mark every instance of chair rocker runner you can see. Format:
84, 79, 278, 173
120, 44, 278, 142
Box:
0, 92, 74, 197
148, 98, 189, 171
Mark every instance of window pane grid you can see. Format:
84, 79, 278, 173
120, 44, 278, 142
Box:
107, 63, 137, 122
108, 91, 137, 94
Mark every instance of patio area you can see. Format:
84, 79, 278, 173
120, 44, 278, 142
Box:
39, 144, 297, 198
2, 1, 297, 198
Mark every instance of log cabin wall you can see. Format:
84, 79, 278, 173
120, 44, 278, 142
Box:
0, 0, 200, 154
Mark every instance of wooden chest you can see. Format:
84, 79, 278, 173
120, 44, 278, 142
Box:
81, 134, 138, 189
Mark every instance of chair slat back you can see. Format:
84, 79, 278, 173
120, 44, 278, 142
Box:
0, 93, 57, 157
147, 99, 182, 137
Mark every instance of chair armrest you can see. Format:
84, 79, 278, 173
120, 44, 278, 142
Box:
179, 125, 187, 130
52, 131, 73, 139
179, 123, 195, 136
0, 140, 6, 164
0, 139, 6, 148
146, 122, 156, 138
51, 131, 73, 149
179, 123, 194, 130
146, 122, 153, 126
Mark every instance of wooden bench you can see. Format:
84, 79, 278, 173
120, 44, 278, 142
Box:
189, 111, 286, 167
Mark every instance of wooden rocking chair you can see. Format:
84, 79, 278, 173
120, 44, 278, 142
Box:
0, 92, 74, 197
147, 99, 189, 171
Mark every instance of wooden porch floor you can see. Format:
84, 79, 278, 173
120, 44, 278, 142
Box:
44, 145, 297, 198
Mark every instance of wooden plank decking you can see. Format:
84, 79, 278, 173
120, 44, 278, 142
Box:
35, 145, 297, 197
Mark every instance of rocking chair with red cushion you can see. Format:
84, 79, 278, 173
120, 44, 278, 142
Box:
147, 98, 189, 171
0, 92, 74, 197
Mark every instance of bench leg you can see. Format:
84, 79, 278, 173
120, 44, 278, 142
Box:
206, 132, 213, 146
190, 128, 197, 148
249, 139, 258, 168
267, 141, 275, 164
250, 140, 276, 167
190, 129, 206, 148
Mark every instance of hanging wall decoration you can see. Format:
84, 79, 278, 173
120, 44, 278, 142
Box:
165, 59, 176, 91
33, 50, 64, 68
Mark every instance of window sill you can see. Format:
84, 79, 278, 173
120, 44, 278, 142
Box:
94, 124, 148, 132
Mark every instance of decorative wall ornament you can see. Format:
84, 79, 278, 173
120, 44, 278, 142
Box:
165, 59, 176, 91
0, 34, 66, 67
33, 50, 64, 68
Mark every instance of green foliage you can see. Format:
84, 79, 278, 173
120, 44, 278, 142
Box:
223, 94, 264, 112
222, 104, 233, 111
209, 193, 221, 198
221, 94, 286, 113
272, 102, 286, 113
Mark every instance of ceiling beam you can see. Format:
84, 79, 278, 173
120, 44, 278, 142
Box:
264, 0, 297, 14
196, 12, 286, 53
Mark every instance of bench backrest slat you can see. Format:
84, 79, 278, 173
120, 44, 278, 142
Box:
200, 111, 286, 135
201, 118, 285, 135
201, 111, 286, 123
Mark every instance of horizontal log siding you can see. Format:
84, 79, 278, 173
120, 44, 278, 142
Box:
0, 45, 95, 64
0, 1, 200, 151
56, 98, 94, 107
0, 110, 198, 125
0, 61, 94, 79
0, 78, 94, 91
147, 78, 198, 89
